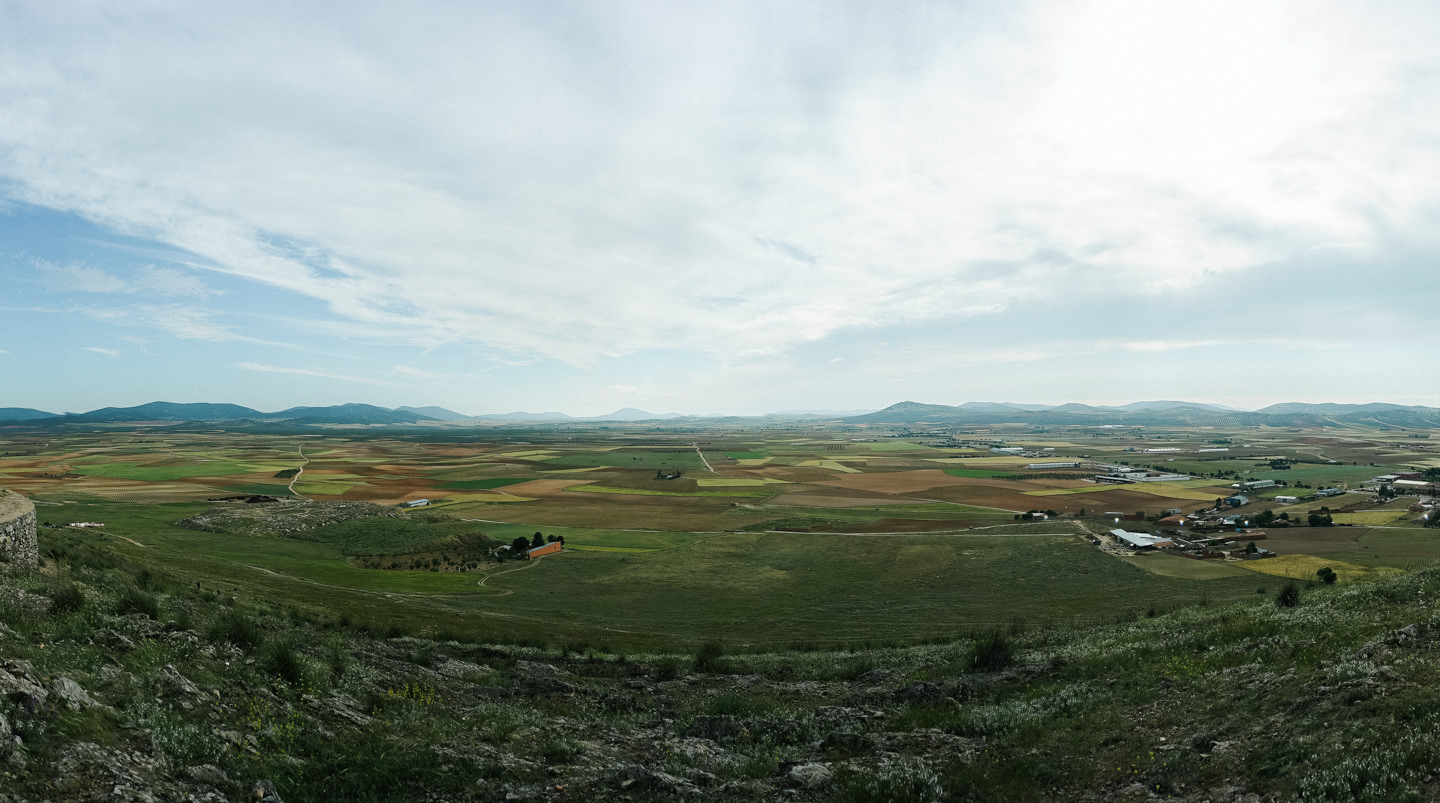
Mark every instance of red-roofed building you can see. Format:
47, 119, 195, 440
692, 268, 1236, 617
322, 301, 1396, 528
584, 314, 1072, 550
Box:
527, 541, 562, 559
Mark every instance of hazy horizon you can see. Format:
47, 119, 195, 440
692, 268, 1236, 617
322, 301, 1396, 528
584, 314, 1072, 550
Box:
10, 396, 1440, 421
3, 1, 1439, 416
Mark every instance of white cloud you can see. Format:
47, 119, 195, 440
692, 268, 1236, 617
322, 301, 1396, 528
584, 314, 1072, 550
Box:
39, 260, 216, 299
81, 346, 121, 357
238, 361, 398, 386
0, 0, 1438, 394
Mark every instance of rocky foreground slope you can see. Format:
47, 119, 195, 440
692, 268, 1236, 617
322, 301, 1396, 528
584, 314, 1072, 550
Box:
3, 532, 1440, 801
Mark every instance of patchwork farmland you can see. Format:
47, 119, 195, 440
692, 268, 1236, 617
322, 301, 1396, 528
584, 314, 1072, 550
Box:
2, 421, 1437, 647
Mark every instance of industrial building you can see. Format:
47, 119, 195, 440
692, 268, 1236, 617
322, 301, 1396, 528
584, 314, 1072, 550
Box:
1235, 479, 1276, 492
1110, 529, 1174, 549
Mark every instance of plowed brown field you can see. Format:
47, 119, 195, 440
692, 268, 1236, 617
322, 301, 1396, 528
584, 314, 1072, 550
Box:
814, 469, 973, 494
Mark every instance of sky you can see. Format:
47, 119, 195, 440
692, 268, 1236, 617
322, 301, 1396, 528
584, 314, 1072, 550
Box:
1, 0, 1439, 417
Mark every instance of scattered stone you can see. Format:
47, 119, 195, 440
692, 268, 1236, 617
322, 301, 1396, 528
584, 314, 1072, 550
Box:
186, 764, 230, 786
515, 659, 566, 677
159, 664, 203, 699
249, 778, 284, 802
0, 659, 46, 705
684, 715, 748, 742
55, 742, 158, 802
436, 657, 490, 678
784, 762, 833, 789
93, 628, 136, 652
50, 676, 102, 711
321, 692, 373, 727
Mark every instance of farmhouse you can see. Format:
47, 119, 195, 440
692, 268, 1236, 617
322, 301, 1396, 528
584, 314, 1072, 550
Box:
990, 446, 1025, 455
1274, 495, 1300, 504
1110, 529, 1174, 550
1027, 461, 1082, 469
527, 541, 562, 559
1235, 479, 1276, 492
1316, 488, 1345, 497
399, 499, 430, 508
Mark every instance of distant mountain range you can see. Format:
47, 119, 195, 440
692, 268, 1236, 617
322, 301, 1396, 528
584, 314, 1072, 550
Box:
844, 400, 1440, 428
0, 402, 690, 427
2, 400, 1439, 428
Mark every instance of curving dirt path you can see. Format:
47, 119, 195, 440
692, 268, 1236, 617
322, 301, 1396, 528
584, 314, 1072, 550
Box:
287, 444, 311, 501
473, 554, 553, 595
694, 443, 717, 474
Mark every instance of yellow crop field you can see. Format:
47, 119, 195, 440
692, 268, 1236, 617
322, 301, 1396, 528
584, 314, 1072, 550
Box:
798, 460, 862, 473
927, 457, 1032, 466
1234, 555, 1397, 583
1025, 483, 1217, 501
1333, 510, 1422, 526
736, 457, 774, 465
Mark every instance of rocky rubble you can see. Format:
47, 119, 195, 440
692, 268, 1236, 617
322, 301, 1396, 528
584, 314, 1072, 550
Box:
175, 500, 406, 537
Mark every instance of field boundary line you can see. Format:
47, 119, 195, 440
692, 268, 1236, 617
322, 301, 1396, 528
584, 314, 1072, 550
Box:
896, 494, 1018, 513
457, 518, 729, 535
757, 529, 1069, 537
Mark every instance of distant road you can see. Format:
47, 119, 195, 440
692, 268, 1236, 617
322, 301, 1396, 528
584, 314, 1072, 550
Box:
288, 444, 310, 501
694, 443, 716, 473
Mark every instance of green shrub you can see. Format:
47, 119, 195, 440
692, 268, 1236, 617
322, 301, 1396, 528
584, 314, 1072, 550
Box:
970, 628, 1014, 672
653, 656, 682, 680
209, 608, 264, 653
116, 585, 160, 619
1277, 581, 1301, 608
694, 638, 726, 673
262, 638, 306, 685
49, 582, 87, 615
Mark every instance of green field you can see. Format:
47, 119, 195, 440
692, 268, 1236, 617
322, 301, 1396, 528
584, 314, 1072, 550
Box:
72, 460, 280, 480
943, 468, 1022, 478
437, 477, 533, 490
547, 451, 706, 470
565, 484, 774, 497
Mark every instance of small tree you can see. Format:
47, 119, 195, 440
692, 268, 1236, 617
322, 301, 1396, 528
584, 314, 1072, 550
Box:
1316, 567, 1338, 584
510, 536, 531, 556
530, 533, 545, 549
